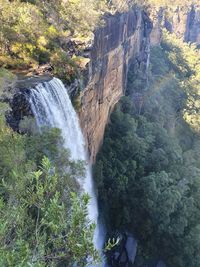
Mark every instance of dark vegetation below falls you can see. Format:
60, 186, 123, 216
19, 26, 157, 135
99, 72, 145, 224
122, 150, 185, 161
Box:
94, 32, 200, 267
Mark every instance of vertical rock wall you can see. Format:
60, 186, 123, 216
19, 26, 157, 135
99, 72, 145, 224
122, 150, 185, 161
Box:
184, 6, 200, 44
79, 8, 152, 162
150, 5, 200, 46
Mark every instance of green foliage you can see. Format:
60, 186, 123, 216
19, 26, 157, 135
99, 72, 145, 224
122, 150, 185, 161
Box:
0, 0, 197, 79
50, 50, 78, 83
161, 32, 200, 132
0, 0, 106, 75
94, 32, 200, 266
0, 113, 99, 266
0, 0, 47, 68
0, 157, 99, 266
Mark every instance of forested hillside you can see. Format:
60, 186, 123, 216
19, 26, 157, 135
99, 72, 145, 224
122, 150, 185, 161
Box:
0, 1, 200, 267
94, 32, 200, 266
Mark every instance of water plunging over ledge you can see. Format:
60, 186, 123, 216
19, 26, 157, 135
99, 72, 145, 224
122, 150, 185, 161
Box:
29, 77, 104, 254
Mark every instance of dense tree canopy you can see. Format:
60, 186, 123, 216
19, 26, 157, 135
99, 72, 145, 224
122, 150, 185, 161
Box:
94, 32, 200, 266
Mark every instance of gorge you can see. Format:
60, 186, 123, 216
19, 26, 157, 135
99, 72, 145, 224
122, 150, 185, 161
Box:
0, 1, 200, 267
4, 8, 153, 265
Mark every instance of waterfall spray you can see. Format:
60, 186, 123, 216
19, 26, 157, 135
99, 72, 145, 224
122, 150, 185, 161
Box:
29, 77, 104, 253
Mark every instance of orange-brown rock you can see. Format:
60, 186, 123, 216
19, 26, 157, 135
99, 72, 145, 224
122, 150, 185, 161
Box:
79, 9, 152, 162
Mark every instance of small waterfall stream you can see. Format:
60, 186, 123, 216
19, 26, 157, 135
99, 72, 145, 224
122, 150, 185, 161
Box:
29, 77, 103, 254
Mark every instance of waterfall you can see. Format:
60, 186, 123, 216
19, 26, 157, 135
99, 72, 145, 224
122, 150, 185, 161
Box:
29, 77, 103, 254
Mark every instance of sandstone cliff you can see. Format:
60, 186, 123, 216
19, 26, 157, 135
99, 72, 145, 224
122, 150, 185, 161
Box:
79, 8, 152, 162
150, 5, 200, 46
5, 8, 153, 162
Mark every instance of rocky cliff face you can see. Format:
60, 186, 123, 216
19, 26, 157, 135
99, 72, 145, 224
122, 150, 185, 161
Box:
184, 6, 200, 44
5, 76, 52, 132
79, 8, 152, 162
150, 5, 200, 46
5, 8, 152, 162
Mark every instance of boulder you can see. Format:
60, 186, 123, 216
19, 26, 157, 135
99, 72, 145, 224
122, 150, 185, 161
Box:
107, 232, 137, 267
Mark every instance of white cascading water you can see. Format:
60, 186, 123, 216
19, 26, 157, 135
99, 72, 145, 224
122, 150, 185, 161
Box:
29, 77, 104, 255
